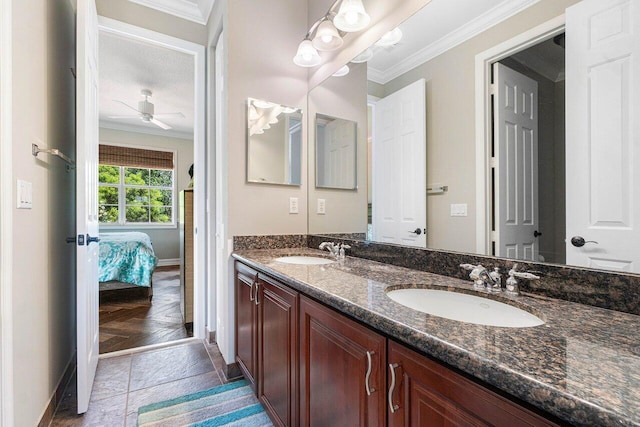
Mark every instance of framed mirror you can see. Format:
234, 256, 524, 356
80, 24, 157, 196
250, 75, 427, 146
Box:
315, 113, 358, 190
247, 98, 302, 186
307, 0, 640, 275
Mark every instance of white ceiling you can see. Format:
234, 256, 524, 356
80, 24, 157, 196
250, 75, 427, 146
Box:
99, 31, 195, 139
128, 0, 215, 25
367, 0, 540, 84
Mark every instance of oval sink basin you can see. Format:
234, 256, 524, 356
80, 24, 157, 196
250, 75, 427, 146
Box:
386, 289, 544, 328
274, 256, 335, 265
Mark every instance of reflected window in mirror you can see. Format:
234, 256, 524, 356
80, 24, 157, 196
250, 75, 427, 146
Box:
315, 114, 357, 190
247, 98, 302, 186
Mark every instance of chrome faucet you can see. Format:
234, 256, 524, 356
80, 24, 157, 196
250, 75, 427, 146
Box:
460, 264, 502, 292
319, 242, 350, 260
506, 264, 540, 295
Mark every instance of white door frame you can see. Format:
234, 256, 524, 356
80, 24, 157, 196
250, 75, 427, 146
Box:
97, 17, 207, 340
0, 0, 13, 424
474, 15, 565, 255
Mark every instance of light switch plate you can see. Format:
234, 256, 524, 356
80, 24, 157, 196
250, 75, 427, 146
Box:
289, 197, 299, 214
317, 199, 326, 215
17, 179, 33, 209
450, 203, 467, 217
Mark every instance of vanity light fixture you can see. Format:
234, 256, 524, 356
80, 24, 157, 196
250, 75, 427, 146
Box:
313, 19, 343, 51
333, 0, 371, 32
375, 27, 403, 47
351, 47, 374, 63
293, 38, 322, 67
332, 65, 350, 77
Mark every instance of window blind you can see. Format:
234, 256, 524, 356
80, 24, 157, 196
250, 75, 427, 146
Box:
99, 144, 174, 170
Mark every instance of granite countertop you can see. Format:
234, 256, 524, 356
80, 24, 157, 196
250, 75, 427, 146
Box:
232, 248, 640, 427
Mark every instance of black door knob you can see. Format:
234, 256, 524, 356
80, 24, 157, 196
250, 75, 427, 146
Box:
410, 228, 422, 235
534, 230, 542, 238
86, 234, 101, 245
571, 236, 598, 247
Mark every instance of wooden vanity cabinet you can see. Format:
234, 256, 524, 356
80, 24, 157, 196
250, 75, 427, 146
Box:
235, 262, 258, 390
235, 262, 298, 426
387, 341, 559, 427
299, 295, 386, 427
257, 274, 298, 427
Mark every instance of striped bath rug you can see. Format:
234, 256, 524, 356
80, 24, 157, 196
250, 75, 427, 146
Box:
137, 380, 273, 426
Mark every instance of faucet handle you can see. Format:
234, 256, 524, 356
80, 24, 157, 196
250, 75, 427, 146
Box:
508, 264, 540, 280
460, 263, 476, 271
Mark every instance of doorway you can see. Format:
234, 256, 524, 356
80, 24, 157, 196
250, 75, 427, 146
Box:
95, 17, 207, 355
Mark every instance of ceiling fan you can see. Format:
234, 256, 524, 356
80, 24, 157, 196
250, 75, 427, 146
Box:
108, 89, 184, 130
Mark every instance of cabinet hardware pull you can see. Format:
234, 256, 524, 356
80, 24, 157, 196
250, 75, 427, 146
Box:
254, 281, 260, 305
365, 351, 376, 395
249, 274, 257, 302
388, 363, 400, 413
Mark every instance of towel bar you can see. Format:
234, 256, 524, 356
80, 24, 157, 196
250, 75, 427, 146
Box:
32, 143, 75, 170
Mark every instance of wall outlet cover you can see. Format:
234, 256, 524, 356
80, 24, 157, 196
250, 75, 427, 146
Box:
317, 199, 326, 215
289, 197, 299, 214
17, 179, 33, 209
450, 203, 468, 217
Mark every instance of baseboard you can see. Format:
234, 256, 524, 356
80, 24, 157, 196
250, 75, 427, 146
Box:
221, 361, 243, 383
157, 258, 180, 267
205, 327, 215, 344
37, 351, 76, 427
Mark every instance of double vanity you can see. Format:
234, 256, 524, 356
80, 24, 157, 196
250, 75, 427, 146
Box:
233, 241, 640, 427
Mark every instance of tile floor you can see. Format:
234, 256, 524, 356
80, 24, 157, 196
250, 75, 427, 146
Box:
51, 340, 230, 426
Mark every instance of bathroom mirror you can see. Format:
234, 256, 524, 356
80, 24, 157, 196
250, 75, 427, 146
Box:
247, 98, 302, 186
315, 114, 358, 190
307, 0, 640, 275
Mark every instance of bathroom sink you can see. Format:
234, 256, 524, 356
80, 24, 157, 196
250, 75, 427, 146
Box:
386, 288, 544, 328
274, 256, 335, 265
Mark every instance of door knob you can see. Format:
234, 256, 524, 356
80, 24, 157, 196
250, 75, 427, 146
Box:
86, 234, 100, 245
409, 228, 422, 235
534, 230, 542, 238
570, 236, 598, 247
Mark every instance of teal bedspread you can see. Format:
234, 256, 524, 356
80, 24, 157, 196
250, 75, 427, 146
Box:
99, 232, 158, 287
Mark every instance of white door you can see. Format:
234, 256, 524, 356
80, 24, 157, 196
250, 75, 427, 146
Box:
76, 0, 100, 414
493, 63, 539, 261
324, 119, 356, 188
372, 79, 426, 248
566, 0, 640, 272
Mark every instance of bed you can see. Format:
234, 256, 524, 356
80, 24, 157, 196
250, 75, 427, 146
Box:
99, 232, 159, 301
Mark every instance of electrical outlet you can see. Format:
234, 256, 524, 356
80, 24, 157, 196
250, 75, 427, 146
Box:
317, 199, 326, 214
289, 197, 299, 214
17, 179, 33, 209
450, 203, 468, 217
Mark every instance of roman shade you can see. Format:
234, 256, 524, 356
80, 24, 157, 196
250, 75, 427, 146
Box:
99, 144, 174, 170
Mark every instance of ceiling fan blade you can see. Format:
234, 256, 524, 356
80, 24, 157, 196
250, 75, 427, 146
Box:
114, 100, 141, 113
150, 118, 172, 130
107, 115, 141, 119
154, 112, 185, 119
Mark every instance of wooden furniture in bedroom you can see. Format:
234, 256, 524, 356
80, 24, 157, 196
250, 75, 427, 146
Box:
179, 189, 194, 330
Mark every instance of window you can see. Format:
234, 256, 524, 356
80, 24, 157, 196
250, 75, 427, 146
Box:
98, 145, 175, 226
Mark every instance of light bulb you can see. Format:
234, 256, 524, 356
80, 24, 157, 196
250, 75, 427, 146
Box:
345, 11, 358, 25
322, 35, 332, 43
334, 0, 370, 32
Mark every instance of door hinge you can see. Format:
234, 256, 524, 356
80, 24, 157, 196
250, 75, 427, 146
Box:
490, 157, 497, 168
490, 231, 497, 241
489, 83, 497, 95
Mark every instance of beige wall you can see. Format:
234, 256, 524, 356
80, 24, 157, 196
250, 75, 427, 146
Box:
98, 128, 194, 261
225, 0, 309, 237
10, 0, 76, 424
308, 62, 368, 234
96, 0, 208, 45
379, 0, 579, 253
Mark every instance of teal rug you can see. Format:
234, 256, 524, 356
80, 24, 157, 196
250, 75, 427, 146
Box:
137, 380, 273, 426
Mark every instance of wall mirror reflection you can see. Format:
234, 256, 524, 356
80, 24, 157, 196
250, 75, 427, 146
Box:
307, 0, 640, 275
315, 113, 358, 190
247, 98, 302, 186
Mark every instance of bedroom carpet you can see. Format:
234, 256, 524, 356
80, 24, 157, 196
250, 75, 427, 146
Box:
100, 266, 192, 354
136, 380, 273, 427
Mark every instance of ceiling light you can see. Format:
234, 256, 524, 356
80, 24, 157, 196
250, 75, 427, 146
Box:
293, 39, 322, 67
313, 19, 343, 51
375, 27, 403, 47
333, 0, 370, 32
332, 65, 350, 77
351, 47, 373, 63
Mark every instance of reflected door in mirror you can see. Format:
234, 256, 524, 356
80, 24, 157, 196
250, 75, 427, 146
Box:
316, 114, 358, 190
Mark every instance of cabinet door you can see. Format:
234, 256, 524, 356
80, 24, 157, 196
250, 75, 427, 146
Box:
387, 341, 558, 427
300, 296, 386, 427
235, 262, 258, 390
257, 276, 298, 427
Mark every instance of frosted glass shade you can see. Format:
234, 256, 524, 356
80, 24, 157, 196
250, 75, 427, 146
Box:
334, 0, 370, 32
313, 20, 343, 51
332, 65, 350, 77
293, 39, 321, 67
376, 28, 403, 47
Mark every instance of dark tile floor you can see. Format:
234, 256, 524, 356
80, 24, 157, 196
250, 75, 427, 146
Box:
51, 340, 230, 426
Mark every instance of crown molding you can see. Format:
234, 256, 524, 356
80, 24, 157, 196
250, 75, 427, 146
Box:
127, 0, 214, 25
368, 0, 541, 85
100, 120, 194, 140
